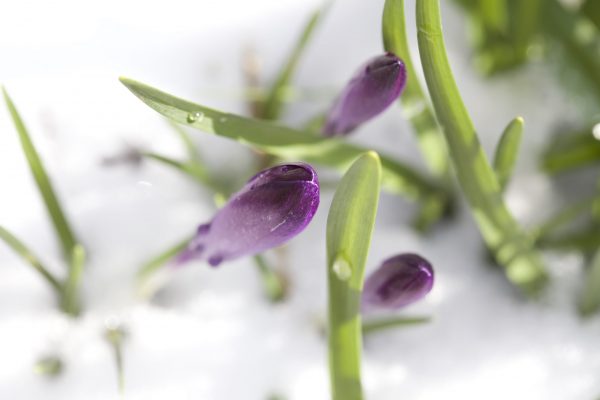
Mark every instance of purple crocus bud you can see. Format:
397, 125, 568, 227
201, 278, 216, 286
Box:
178, 163, 320, 267
323, 52, 407, 136
363, 253, 434, 310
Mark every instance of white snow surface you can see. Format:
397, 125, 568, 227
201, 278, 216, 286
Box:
1, 0, 599, 399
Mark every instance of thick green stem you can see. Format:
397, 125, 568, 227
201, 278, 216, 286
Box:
326, 152, 382, 400
61, 244, 85, 317
382, 0, 449, 177
416, 0, 548, 295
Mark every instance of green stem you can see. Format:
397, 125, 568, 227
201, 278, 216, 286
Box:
382, 0, 449, 178
105, 327, 126, 397
362, 315, 430, 334
579, 248, 600, 316
61, 244, 85, 317
253, 254, 286, 303
327, 152, 382, 400
416, 0, 548, 295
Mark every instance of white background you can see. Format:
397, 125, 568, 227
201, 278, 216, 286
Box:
1, 0, 599, 399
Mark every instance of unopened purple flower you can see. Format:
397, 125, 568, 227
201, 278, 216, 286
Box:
363, 253, 434, 310
178, 163, 320, 267
323, 52, 407, 136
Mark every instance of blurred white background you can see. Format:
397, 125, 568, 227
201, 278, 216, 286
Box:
1, 0, 599, 399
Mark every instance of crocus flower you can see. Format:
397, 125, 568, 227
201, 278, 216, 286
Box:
363, 253, 434, 310
323, 52, 407, 136
178, 163, 320, 267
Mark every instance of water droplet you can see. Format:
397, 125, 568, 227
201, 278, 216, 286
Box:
333, 256, 352, 281
592, 123, 600, 141
187, 111, 204, 123
219, 116, 227, 123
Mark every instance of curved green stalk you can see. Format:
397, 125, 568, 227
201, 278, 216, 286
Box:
416, 0, 547, 295
326, 152, 381, 400
382, 0, 449, 177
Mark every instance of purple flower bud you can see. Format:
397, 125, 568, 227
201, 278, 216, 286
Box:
323, 52, 407, 136
178, 163, 320, 267
363, 253, 434, 310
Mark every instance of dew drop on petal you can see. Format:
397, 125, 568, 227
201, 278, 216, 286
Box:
186, 111, 204, 123
333, 256, 352, 281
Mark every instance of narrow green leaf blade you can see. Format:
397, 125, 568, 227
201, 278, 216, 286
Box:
262, 5, 325, 120
493, 116, 523, 190
326, 151, 382, 400
579, 249, 600, 316
3, 88, 78, 262
0, 225, 62, 291
362, 315, 431, 335
137, 236, 191, 281
119, 78, 446, 203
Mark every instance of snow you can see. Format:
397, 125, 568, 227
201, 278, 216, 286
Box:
1, 0, 599, 399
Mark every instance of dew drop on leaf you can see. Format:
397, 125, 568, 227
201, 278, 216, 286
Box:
333, 256, 352, 281
186, 111, 204, 123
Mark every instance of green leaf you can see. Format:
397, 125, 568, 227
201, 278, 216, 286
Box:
326, 151, 382, 400
541, 125, 600, 174
493, 116, 523, 190
0, 225, 62, 292
382, 0, 449, 177
579, 248, 600, 316
582, 0, 600, 31
262, 5, 326, 120
532, 196, 598, 243
416, 0, 547, 295
3, 88, 78, 263
119, 77, 447, 204
542, 0, 600, 105
142, 152, 213, 186
362, 315, 431, 334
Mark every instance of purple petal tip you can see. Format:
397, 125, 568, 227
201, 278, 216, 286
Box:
323, 53, 407, 136
363, 253, 434, 310
177, 163, 320, 267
